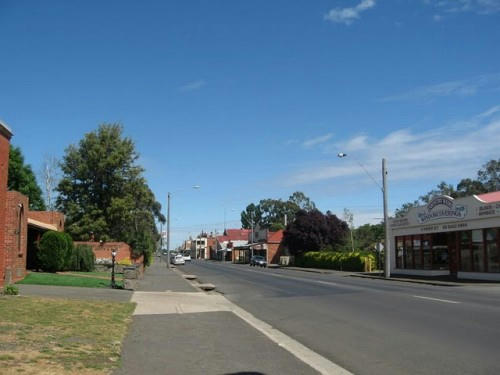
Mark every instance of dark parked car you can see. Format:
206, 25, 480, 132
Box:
250, 255, 267, 267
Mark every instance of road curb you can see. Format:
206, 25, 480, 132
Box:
280, 267, 334, 274
349, 274, 462, 287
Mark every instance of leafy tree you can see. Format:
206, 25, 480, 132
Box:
456, 178, 487, 197
352, 223, 384, 251
395, 159, 499, 217
241, 192, 316, 229
283, 209, 348, 255
241, 203, 262, 229
288, 191, 316, 212
8, 145, 46, 210
56, 124, 165, 265
476, 159, 499, 192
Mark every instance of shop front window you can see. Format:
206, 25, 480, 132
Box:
459, 231, 472, 272
432, 232, 449, 270
396, 237, 404, 269
413, 236, 422, 269
472, 230, 485, 272
485, 228, 499, 273
423, 235, 432, 270
404, 237, 413, 269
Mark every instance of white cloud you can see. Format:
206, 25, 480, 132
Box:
303, 133, 334, 148
380, 73, 500, 102
324, 0, 376, 25
429, 0, 500, 15
344, 135, 368, 151
180, 80, 206, 92
286, 105, 500, 186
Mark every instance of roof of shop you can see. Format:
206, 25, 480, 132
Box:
476, 191, 500, 203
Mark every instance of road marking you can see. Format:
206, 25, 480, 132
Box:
413, 295, 460, 304
229, 300, 353, 375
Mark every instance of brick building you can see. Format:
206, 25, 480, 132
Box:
0, 122, 13, 287
248, 229, 284, 265
0, 121, 67, 287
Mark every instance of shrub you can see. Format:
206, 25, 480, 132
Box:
38, 231, 68, 272
118, 258, 132, 266
69, 245, 96, 272
3, 285, 19, 295
61, 232, 74, 271
295, 251, 376, 272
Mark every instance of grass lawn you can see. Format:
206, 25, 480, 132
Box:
17, 272, 123, 288
0, 296, 135, 374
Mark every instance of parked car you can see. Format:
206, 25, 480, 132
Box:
250, 255, 267, 267
171, 254, 185, 265
183, 253, 192, 261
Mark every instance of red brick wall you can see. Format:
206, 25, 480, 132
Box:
28, 211, 65, 231
74, 241, 143, 265
0, 130, 11, 287
268, 243, 284, 264
3, 192, 28, 284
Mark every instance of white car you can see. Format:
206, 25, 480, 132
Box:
183, 253, 192, 262
171, 254, 185, 265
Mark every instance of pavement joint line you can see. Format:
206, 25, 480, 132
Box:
413, 295, 461, 304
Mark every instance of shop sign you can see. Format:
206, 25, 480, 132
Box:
477, 203, 500, 217
416, 196, 467, 224
391, 218, 409, 228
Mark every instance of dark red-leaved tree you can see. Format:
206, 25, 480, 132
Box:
283, 209, 348, 255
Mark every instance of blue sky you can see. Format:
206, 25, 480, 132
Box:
1, 0, 500, 247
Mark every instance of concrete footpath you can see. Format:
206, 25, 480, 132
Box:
114, 259, 326, 375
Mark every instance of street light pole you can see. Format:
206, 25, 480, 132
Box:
166, 185, 200, 269
337, 153, 391, 278
382, 158, 390, 278
167, 192, 171, 269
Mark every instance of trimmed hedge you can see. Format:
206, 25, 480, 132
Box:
38, 231, 68, 272
295, 251, 376, 272
69, 244, 96, 272
38, 231, 95, 273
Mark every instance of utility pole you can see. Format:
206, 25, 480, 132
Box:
382, 158, 390, 278
250, 211, 254, 258
167, 192, 171, 269
284, 214, 287, 227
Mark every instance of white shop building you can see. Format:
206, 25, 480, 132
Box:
389, 191, 500, 280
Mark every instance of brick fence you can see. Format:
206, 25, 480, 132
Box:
74, 241, 144, 274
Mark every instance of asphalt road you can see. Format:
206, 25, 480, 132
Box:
180, 260, 500, 375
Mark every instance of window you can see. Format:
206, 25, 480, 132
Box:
404, 237, 413, 269
472, 230, 485, 272
459, 231, 472, 272
485, 228, 499, 273
413, 236, 422, 269
396, 237, 404, 268
423, 235, 432, 270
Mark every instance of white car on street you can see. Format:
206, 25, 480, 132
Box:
183, 253, 192, 262
171, 254, 185, 265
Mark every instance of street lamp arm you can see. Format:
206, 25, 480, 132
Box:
337, 153, 383, 192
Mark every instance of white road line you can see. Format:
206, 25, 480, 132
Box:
413, 295, 461, 304
229, 300, 353, 375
